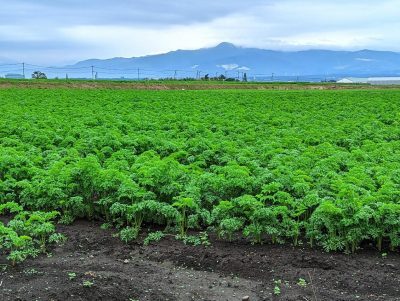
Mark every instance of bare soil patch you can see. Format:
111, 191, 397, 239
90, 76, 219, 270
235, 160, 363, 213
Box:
1, 220, 399, 301
1, 80, 399, 90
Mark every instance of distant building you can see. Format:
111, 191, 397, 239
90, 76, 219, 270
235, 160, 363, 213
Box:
337, 77, 369, 84
5, 73, 25, 79
368, 77, 400, 85
337, 77, 400, 85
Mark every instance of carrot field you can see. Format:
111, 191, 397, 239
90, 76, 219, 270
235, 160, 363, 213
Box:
1, 87, 400, 255
1, 86, 400, 300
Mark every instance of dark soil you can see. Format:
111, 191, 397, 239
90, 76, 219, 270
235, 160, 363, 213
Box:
1, 220, 399, 301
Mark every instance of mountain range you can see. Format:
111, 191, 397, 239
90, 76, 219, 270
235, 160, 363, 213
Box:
69, 42, 400, 80
2, 43, 400, 80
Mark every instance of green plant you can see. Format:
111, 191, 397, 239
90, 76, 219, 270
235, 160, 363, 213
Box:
48, 233, 67, 245
15, 210, 60, 252
100, 222, 112, 230
0, 223, 36, 266
306, 201, 346, 251
59, 214, 75, 225
111, 200, 179, 243
119, 226, 139, 243
175, 234, 199, 246
23, 268, 39, 276
68, 272, 77, 280
274, 280, 281, 295
0, 202, 24, 214
83, 280, 94, 287
0, 208, 65, 265
297, 278, 307, 287
7, 248, 39, 266
172, 197, 198, 236
143, 231, 165, 246
212, 196, 263, 242
217, 217, 243, 241
199, 231, 211, 247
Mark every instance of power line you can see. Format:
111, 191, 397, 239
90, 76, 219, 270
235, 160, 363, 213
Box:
0, 69, 25, 73
0, 61, 337, 82
0, 63, 21, 67
24, 63, 90, 70
21, 68, 91, 75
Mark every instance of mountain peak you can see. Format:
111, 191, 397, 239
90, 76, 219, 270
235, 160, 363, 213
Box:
215, 42, 237, 49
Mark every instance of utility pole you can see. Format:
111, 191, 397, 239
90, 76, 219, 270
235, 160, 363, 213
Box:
91, 66, 94, 80
137, 68, 140, 81
174, 70, 177, 80
271, 73, 275, 82
22, 62, 25, 79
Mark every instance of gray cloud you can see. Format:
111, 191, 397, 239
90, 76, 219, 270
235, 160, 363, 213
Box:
0, 0, 269, 26
0, 0, 399, 64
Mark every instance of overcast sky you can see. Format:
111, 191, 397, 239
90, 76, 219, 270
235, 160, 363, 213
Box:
1, 0, 400, 64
